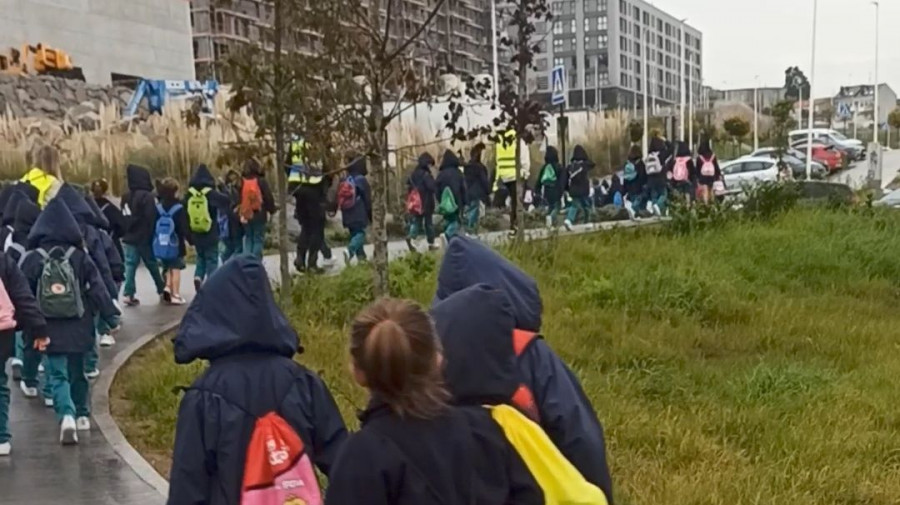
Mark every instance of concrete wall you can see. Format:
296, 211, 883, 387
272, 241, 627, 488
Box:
0, 0, 194, 85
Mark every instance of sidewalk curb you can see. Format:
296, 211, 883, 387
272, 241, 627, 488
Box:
92, 319, 180, 499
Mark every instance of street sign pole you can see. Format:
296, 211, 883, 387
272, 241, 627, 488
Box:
551, 65, 568, 162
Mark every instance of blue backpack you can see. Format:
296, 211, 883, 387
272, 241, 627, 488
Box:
153, 203, 182, 261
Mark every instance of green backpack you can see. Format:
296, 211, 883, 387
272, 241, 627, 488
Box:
36, 247, 84, 319
187, 187, 213, 233
540, 164, 558, 184
438, 187, 458, 215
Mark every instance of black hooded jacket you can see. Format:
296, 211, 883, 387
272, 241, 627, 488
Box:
566, 145, 595, 198
9, 199, 40, 261
433, 236, 615, 503
622, 152, 647, 197
408, 153, 437, 215
55, 184, 118, 297
84, 195, 124, 283
0, 246, 47, 357
647, 137, 669, 187
0, 191, 26, 247
168, 257, 348, 505
696, 139, 722, 184
667, 141, 697, 183
122, 164, 158, 247
435, 150, 466, 215
340, 157, 372, 230
94, 195, 126, 258
21, 199, 118, 354
185, 164, 231, 249
536, 146, 565, 204
464, 149, 491, 205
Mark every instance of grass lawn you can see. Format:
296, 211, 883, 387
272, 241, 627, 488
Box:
113, 207, 900, 504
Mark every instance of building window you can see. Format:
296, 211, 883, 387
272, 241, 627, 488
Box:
554, 57, 564, 67
569, 19, 576, 33
585, 36, 594, 49
620, 18, 628, 33
536, 58, 548, 71
635, 42, 641, 57
567, 1, 575, 13
657, 19, 663, 31
552, 1, 561, 13
620, 36, 627, 51
600, 72, 609, 85
537, 76, 549, 90
553, 21, 562, 35
620, 54, 628, 69
598, 34, 608, 47
584, 18, 591, 32
643, 12, 649, 25
634, 25, 640, 38
598, 16, 608, 30
620, 0, 627, 13
585, 0, 598, 12
537, 40, 547, 53
636, 77, 642, 92
553, 38, 563, 51
600, 0, 608, 10
633, 6, 640, 20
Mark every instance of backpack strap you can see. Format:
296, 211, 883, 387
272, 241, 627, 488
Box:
35, 247, 49, 260
188, 187, 199, 197
100, 203, 110, 212
171, 203, 183, 214
156, 202, 165, 215
63, 246, 77, 261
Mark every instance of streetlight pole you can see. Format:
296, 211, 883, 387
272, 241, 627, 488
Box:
689, 62, 694, 152
679, 18, 687, 141
872, 0, 880, 146
491, 0, 499, 103
754, 75, 759, 151
805, 0, 818, 180
643, 28, 649, 157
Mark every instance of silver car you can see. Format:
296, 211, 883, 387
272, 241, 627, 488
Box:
747, 148, 828, 180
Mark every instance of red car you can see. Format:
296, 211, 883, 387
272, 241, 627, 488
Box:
799, 144, 843, 172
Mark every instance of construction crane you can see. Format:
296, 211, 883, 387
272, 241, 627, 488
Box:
123, 79, 220, 118
0, 43, 84, 80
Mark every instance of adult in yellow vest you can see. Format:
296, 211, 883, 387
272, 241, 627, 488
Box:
494, 130, 530, 231
286, 137, 330, 272
21, 145, 62, 208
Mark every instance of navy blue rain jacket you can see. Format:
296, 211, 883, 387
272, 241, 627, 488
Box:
433, 236, 614, 503
0, 190, 27, 247
435, 150, 466, 215
85, 195, 123, 283
566, 145, 595, 198
185, 164, 231, 249
464, 152, 491, 205
536, 146, 565, 206
9, 199, 40, 264
407, 153, 437, 216
0, 249, 47, 359
168, 257, 348, 505
55, 184, 118, 298
122, 164, 158, 247
21, 199, 118, 354
340, 157, 372, 230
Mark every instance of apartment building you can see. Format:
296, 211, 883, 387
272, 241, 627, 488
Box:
531, 0, 702, 112
190, 0, 493, 81
833, 83, 897, 128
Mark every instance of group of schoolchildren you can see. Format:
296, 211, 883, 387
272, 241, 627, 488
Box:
613, 136, 724, 219
168, 236, 614, 505
0, 153, 281, 455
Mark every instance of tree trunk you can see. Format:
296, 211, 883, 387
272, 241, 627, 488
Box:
273, 0, 291, 303
369, 108, 390, 296
514, 26, 528, 244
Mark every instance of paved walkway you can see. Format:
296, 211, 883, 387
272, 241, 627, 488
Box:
1, 219, 648, 504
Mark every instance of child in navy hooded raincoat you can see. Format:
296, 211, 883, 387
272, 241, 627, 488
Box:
340, 156, 372, 263
433, 236, 615, 504
184, 164, 230, 289
21, 198, 119, 445
168, 257, 347, 505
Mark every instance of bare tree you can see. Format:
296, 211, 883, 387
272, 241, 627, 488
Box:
445, 0, 551, 242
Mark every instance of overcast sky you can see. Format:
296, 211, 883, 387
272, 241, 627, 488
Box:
661, 0, 895, 97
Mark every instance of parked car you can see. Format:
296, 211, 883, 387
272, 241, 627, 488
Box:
790, 141, 845, 172
875, 189, 900, 208
789, 128, 865, 160
747, 148, 828, 179
720, 157, 779, 188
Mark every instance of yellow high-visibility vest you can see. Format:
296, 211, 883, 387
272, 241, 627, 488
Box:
20, 168, 58, 208
288, 140, 323, 185
495, 130, 517, 188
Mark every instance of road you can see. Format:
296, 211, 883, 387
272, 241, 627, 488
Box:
828, 149, 900, 190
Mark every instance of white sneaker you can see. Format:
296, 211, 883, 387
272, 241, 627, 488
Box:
38, 363, 44, 374
652, 203, 661, 216
563, 219, 573, 231
60, 416, 78, 445
19, 381, 37, 398
170, 294, 186, 306
545, 216, 553, 228
76, 416, 91, 431
342, 250, 351, 266
99, 334, 116, 347
44, 397, 54, 408
9, 358, 22, 381
85, 369, 100, 380
0, 442, 10, 456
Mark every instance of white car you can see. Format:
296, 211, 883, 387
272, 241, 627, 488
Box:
720, 157, 779, 188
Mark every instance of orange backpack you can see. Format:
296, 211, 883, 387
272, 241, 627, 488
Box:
511, 329, 540, 422
240, 178, 263, 222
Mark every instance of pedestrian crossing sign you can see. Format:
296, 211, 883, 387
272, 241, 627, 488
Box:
551, 65, 567, 106
838, 102, 852, 119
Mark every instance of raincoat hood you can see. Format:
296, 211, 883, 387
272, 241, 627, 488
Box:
189, 164, 216, 189
347, 156, 368, 176
0, 185, 16, 219
28, 197, 83, 248
85, 195, 110, 230
698, 139, 714, 157
434, 236, 543, 331
431, 284, 519, 404
417, 152, 436, 169
55, 184, 96, 226
1, 191, 25, 227
649, 137, 668, 154
544, 146, 560, 165
571, 145, 590, 162
675, 141, 691, 157
439, 149, 461, 170
173, 256, 300, 364
126, 164, 154, 192
14, 182, 39, 204
13, 199, 40, 235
